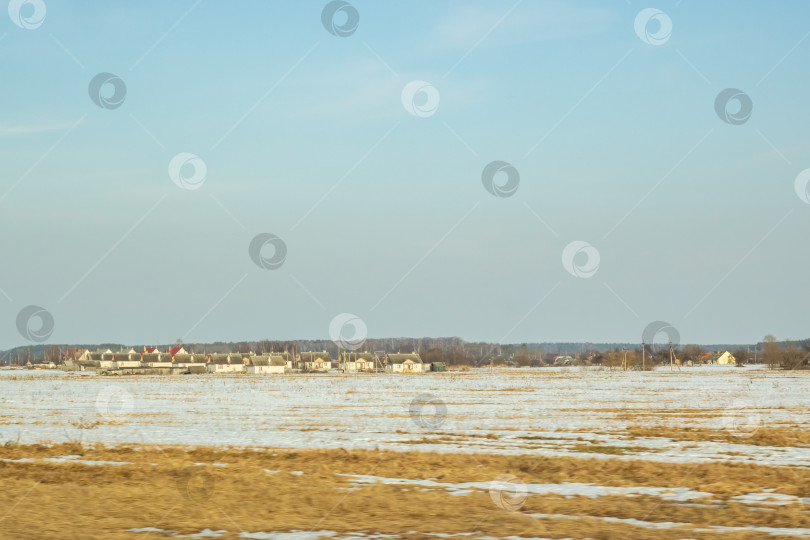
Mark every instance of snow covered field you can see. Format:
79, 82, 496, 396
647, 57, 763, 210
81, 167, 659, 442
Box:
2, 365, 808, 467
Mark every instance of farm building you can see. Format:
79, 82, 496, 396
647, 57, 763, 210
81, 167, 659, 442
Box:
298, 351, 333, 371
88, 352, 104, 362
142, 353, 173, 368
339, 352, 377, 372
60, 358, 99, 372
113, 353, 141, 368
386, 353, 426, 373
246, 355, 286, 374
553, 355, 575, 366
706, 351, 737, 365
62, 349, 90, 363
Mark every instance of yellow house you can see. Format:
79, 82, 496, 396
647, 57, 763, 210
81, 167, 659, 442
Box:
339, 352, 376, 372
386, 353, 425, 373
298, 351, 334, 371
707, 351, 736, 365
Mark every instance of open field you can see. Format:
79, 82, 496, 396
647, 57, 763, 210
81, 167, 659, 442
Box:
1, 365, 809, 538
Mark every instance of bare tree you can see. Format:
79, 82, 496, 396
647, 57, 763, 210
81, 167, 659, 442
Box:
763, 335, 781, 370
781, 345, 804, 370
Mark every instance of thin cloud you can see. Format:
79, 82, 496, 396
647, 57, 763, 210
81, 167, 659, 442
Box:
0, 120, 86, 138
432, 1, 618, 49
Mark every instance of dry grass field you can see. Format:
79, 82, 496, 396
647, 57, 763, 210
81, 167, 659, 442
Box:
1, 442, 809, 539
1, 366, 809, 538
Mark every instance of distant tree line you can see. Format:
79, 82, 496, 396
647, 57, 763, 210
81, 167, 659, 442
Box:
4, 335, 809, 370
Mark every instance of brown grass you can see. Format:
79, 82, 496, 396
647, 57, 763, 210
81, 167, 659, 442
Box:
0, 443, 807, 539
626, 425, 810, 447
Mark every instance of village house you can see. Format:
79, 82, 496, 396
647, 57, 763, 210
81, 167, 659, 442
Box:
339, 352, 377, 372
386, 353, 426, 373
206, 353, 244, 373
269, 354, 288, 372
275, 351, 295, 369
298, 351, 333, 371
245, 355, 286, 374
207, 354, 232, 373
706, 351, 737, 365
166, 346, 187, 358
173, 353, 207, 367
230, 352, 248, 365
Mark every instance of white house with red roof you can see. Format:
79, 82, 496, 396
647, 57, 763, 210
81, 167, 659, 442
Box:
166, 346, 187, 357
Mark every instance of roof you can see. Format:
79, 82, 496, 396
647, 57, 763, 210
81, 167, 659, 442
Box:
251, 356, 271, 366
210, 354, 230, 364
251, 355, 285, 367
167, 346, 185, 357
141, 353, 160, 362
268, 355, 286, 367
299, 352, 333, 361
387, 353, 422, 364
228, 353, 245, 364
113, 353, 136, 361
174, 353, 205, 363
341, 352, 375, 362
88, 353, 103, 361
143, 347, 159, 354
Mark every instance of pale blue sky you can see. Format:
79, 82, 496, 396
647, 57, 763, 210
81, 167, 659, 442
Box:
1, 0, 809, 347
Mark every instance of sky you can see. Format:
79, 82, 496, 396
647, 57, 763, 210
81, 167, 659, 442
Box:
1, 0, 809, 349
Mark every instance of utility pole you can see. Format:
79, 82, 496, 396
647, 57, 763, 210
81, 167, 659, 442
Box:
669, 341, 673, 371
622, 347, 628, 371
642, 341, 646, 371
669, 341, 681, 372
